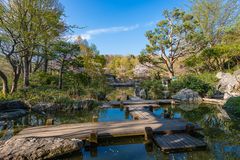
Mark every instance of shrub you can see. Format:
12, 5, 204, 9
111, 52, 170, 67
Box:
224, 97, 240, 117
141, 80, 164, 99
31, 72, 58, 87
170, 75, 214, 96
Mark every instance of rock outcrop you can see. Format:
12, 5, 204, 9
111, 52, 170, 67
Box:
0, 109, 27, 120
31, 100, 96, 113
0, 100, 29, 111
172, 89, 202, 102
0, 137, 82, 160
0, 101, 29, 120
31, 102, 61, 114
216, 70, 240, 99
72, 100, 95, 110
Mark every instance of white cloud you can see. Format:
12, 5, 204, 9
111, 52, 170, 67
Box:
64, 21, 159, 42
65, 24, 140, 41
144, 20, 158, 27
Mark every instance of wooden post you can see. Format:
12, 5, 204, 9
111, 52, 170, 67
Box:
89, 130, 98, 146
46, 118, 54, 125
90, 146, 98, 157
92, 116, 98, 122
144, 127, 153, 141
163, 110, 171, 119
133, 115, 139, 120
144, 141, 153, 153
89, 130, 98, 157
186, 122, 195, 135
125, 106, 129, 112
125, 110, 129, 119
149, 105, 153, 112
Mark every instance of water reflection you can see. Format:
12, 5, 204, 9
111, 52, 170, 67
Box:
0, 102, 240, 159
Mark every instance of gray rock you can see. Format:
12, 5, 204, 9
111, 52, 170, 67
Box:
32, 100, 96, 113
31, 102, 61, 113
73, 100, 95, 110
172, 89, 202, 102
0, 137, 82, 160
139, 89, 147, 99
0, 109, 27, 120
0, 100, 29, 111
216, 71, 240, 99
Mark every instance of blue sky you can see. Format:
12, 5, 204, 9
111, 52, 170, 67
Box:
60, 0, 188, 55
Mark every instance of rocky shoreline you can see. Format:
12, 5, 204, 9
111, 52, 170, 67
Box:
0, 137, 83, 160
0, 99, 97, 160
0, 99, 98, 120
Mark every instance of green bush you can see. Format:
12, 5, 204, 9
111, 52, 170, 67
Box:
170, 75, 214, 96
194, 72, 218, 87
224, 97, 240, 117
31, 72, 58, 86
141, 80, 164, 99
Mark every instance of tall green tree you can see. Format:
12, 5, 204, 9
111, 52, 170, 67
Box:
144, 9, 204, 78
189, 0, 240, 46
53, 41, 79, 89
0, 70, 9, 97
0, 0, 65, 90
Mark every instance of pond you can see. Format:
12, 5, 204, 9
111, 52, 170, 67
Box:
0, 90, 240, 160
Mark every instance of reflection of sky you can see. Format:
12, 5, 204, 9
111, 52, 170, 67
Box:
83, 144, 156, 160
153, 108, 182, 119
98, 108, 132, 122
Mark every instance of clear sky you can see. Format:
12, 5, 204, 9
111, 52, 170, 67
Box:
60, 0, 188, 55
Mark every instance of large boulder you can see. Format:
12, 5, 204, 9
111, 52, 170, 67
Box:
32, 100, 96, 113
172, 88, 202, 102
0, 109, 27, 121
216, 71, 240, 99
0, 100, 29, 120
0, 137, 82, 160
139, 89, 147, 99
31, 102, 62, 114
0, 100, 29, 111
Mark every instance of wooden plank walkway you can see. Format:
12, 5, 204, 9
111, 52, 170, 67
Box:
123, 99, 178, 105
124, 104, 160, 108
153, 133, 206, 152
109, 99, 179, 106
130, 109, 156, 120
14, 119, 202, 140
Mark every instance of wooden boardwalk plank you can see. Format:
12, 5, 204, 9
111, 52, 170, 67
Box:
124, 104, 160, 108
123, 99, 179, 105
14, 119, 202, 140
128, 107, 157, 120
153, 133, 206, 152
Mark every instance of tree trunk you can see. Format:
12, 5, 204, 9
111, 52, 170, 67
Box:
58, 64, 64, 89
29, 61, 32, 74
43, 58, 48, 73
0, 70, 9, 96
23, 56, 30, 88
10, 68, 21, 94
169, 70, 175, 79
167, 62, 175, 79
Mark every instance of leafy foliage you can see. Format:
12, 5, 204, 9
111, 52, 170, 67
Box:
189, 0, 240, 46
140, 80, 164, 99
170, 75, 214, 96
184, 44, 240, 72
144, 8, 204, 78
224, 97, 240, 116
106, 55, 139, 80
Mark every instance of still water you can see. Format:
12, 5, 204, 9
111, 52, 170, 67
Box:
0, 100, 240, 159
